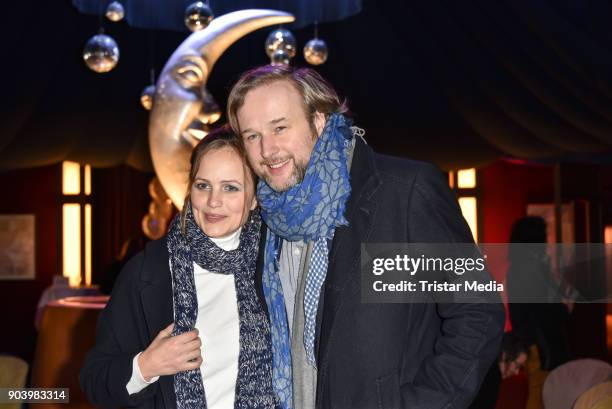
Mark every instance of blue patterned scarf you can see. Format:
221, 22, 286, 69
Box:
166, 204, 278, 409
259, 113, 354, 407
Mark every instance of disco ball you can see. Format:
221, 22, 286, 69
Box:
184, 2, 214, 32
105, 1, 125, 22
83, 34, 120, 73
304, 38, 328, 65
265, 28, 296, 58
140, 85, 156, 110
270, 48, 290, 66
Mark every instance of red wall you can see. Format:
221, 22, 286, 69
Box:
0, 165, 60, 362
480, 160, 554, 243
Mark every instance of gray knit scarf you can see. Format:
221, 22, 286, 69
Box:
166, 204, 278, 409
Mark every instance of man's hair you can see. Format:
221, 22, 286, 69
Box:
227, 65, 349, 137
180, 124, 255, 233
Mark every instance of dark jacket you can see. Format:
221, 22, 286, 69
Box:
80, 234, 270, 409
80, 238, 176, 409
263, 138, 505, 409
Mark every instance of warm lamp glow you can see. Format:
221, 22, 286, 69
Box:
62, 161, 81, 195
63, 204, 81, 286
457, 168, 476, 188
604, 226, 612, 244
61, 162, 93, 287
458, 197, 478, 242
85, 204, 92, 286
448, 171, 454, 188
84, 165, 92, 196
605, 226, 612, 244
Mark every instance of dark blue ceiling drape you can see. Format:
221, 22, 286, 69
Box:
71, 0, 362, 30
3, 0, 612, 171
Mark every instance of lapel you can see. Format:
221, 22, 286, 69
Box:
316, 137, 381, 364
139, 237, 176, 409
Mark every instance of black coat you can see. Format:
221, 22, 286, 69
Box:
80, 231, 273, 409
262, 138, 505, 409
80, 237, 177, 409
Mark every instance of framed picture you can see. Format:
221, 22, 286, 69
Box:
0, 214, 35, 280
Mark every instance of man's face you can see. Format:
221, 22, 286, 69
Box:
237, 80, 325, 192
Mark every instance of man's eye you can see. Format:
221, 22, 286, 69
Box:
274, 126, 286, 133
245, 134, 258, 141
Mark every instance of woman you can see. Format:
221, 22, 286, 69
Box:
81, 126, 278, 409
506, 216, 571, 370
506, 216, 571, 409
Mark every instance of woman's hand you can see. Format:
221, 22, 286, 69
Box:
138, 323, 202, 381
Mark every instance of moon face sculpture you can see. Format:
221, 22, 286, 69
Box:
149, 9, 295, 210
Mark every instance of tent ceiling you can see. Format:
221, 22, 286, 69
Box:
2, 0, 612, 172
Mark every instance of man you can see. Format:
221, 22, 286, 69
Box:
227, 65, 504, 409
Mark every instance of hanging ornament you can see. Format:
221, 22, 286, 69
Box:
83, 33, 120, 73
140, 85, 156, 110
141, 68, 156, 110
105, 1, 125, 22
270, 48, 290, 66
304, 38, 328, 65
184, 2, 214, 32
265, 28, 296, 59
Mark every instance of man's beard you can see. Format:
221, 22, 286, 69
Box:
263, 158, 307, 192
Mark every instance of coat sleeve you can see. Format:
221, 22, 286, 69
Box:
79, 253, 160, 408
400, 163, 505, 409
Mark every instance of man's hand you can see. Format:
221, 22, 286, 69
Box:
138, 323, 203, 381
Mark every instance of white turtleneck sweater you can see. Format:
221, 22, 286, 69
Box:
126, 228, 242, 409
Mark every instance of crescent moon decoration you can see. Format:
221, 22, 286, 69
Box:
149, 9, 295, 210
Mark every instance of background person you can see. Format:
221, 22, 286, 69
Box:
506, 216, 573, 409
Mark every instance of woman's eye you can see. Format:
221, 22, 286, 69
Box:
195, 182, 210, 190
224, 184, 240, 192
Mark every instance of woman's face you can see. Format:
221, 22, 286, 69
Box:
190, 146, 256, 238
